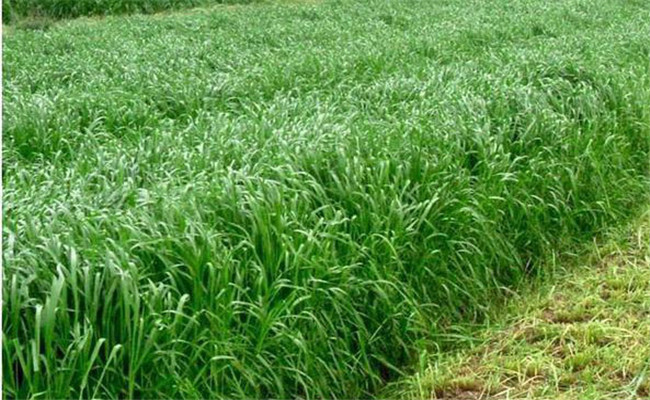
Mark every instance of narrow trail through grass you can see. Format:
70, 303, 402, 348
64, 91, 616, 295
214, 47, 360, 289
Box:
394, 207, 650, 399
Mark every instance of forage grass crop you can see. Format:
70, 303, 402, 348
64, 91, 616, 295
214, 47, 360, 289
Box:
3, 0, 650, 398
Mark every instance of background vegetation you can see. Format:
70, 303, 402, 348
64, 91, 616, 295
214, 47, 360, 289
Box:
2, 0, 253, 23
3, 0, 650, 398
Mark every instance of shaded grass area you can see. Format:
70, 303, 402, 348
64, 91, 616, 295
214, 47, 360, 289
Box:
3, 0, 650, 398
392, 207, 650, 399
2, 0, 257, 24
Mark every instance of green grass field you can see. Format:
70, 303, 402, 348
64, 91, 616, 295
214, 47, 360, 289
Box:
3, 0, 650, 398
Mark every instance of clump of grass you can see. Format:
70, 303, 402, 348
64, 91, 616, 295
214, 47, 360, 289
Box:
2, 0, 650, 398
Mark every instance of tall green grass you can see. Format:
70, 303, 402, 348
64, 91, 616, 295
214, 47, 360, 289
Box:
3, 0, 650, 398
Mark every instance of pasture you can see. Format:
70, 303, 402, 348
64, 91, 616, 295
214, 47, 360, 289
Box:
3, 0, 650, 398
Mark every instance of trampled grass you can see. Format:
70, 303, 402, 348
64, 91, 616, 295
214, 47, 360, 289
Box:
391, 208, 650, 399
3, 0, 650, 398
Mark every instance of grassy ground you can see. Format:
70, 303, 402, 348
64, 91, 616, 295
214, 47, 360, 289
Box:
393, 208, 650, 399
3, 0, 650, 398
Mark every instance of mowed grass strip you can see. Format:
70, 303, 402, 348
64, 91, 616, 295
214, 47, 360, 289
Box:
392, 208, 650, 400
3, 0, 650, 398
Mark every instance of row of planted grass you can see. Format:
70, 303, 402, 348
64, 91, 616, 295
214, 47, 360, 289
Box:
3, 0, 650, 398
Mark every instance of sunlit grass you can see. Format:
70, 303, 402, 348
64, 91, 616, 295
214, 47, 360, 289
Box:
2, 0, 650, 398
